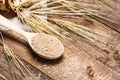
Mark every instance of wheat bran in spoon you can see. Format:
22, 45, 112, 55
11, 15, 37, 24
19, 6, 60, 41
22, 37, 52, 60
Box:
31, 34, 64, 59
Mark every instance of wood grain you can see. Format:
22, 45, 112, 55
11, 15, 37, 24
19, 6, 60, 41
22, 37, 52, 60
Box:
0, 45, 53, 80
1, 18, 120, 80
0, 0, 120, 80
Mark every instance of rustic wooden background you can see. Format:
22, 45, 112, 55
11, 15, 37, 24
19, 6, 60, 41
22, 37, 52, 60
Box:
0, 0, 120, 80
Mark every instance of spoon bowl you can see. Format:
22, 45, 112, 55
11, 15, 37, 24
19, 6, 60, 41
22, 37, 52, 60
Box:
27, 33, 64, 59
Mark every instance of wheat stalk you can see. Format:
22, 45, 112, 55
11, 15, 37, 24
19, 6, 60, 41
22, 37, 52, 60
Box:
2, 0, 118, 24
49, 19, 113, 53
0, 32, 34, 80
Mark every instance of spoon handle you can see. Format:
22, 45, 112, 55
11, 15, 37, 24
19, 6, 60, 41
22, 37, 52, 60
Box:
0, 15, 28, 37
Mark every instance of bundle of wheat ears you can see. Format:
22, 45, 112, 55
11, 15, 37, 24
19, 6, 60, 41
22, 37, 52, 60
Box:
1, 0, 117, 52
0, 0, 120, 79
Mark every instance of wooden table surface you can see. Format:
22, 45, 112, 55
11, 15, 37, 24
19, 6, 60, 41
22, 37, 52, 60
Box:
0, 0, 120, 80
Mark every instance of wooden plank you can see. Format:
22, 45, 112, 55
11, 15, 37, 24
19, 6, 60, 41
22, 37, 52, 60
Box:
0, 0, 120, 80
1, 19, 120, 80
0, 45, 53, 80
0, 12, 120, 80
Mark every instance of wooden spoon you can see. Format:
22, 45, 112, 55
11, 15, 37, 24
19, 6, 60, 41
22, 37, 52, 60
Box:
0, 15, 64, 59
